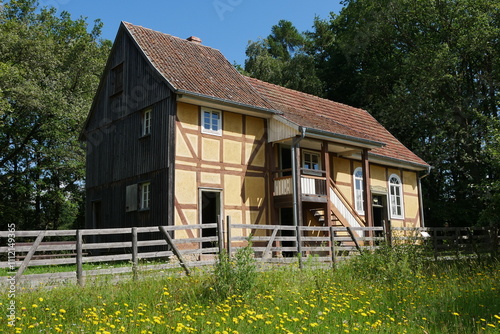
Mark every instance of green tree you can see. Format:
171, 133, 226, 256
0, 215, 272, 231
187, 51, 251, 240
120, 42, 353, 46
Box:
246, 1, 500, 227
0, 0, 111, 229
327, 0, 500, 226
244, 20, 324, 96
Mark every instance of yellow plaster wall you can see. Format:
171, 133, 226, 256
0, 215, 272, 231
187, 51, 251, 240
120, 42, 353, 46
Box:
201, 137, 220, 162
245, 177, 265, 207
370, 165, 387, 189
404, 196, 420, 222
224, 175, 242, 206
176, 132, 192, 158
223, 140, 242, 164
331, 156, 422, 227
177, 102, 199, 129
174, 209, 198, 239
175, 102, 422, 230
403, 171, 418, 194
245, 116, 265, 140
333, 157, 354, 203
200, 172, 221, 185
333, 157, 351, 184
403, 171, 420, 224
174, 102, 269, 237
224, 112, 242, 135
246, 142, 265, 167
175, 169, 197, 204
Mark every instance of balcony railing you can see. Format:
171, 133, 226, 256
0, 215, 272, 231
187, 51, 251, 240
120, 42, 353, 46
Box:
273, 169, 327, 197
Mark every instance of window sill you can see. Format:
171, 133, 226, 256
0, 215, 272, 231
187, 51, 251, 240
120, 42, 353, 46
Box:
201, 130, 222, 137
138, 208, 150, 212
139, 134, 151, 140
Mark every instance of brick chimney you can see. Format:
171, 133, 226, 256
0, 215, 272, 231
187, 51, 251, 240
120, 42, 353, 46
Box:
186, 36, 202, 44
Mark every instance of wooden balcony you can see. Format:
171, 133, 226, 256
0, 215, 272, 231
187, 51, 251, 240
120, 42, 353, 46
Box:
273, 169, 327, 205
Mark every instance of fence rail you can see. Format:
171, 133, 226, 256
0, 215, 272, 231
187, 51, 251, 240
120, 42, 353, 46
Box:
1, 222, 498, 286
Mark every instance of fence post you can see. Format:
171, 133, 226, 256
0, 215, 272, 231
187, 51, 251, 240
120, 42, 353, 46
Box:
384, 220, 392, 246
432, 229, 438, 260
217, 215, 224, 254
454, 228, 460, 260
132, 227, 138, 280
226, 215, 232, 257
330, 226, 336, 269
76, 229, 84, 286
491, 227, 499, 259
297, 225, 303, 269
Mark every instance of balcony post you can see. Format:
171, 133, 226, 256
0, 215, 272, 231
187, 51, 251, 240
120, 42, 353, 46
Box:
291, 128, 306, 267
322, 141, 332, 226
361, 149, 374, 241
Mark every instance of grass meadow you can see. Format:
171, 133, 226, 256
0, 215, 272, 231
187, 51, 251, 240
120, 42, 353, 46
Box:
1, 245, 499, 333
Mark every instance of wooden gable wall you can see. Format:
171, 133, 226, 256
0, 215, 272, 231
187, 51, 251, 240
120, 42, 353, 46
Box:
84, 27, 176, 229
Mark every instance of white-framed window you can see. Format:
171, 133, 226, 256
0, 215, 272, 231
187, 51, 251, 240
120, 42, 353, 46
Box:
388, 174, 404, 219
139, 182, 151, 210
201, 108, 222, 136
142, 109, 152, 136
353, 167, 364, 215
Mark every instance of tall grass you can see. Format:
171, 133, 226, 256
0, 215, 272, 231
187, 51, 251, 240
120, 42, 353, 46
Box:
1, 245, 499, 333
204, 242, 257, 301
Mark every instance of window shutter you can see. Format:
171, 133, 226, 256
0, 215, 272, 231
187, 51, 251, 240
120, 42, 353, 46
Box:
126, 184, 138, 212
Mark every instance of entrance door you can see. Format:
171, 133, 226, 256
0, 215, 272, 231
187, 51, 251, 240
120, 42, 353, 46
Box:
372, 194, 388, 239
200, 190, 222, 249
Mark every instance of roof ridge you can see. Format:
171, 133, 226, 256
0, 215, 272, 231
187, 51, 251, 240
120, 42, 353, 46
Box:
122, 21, 278, 112
122, 21, 222, 53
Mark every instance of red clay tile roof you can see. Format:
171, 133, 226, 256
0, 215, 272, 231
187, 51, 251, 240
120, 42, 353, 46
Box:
123, 22, 428, 169
123, 22, 275, 111
246, 77, 428, 168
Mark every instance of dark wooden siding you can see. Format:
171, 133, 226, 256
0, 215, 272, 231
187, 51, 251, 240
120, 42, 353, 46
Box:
84, 27, 176, 230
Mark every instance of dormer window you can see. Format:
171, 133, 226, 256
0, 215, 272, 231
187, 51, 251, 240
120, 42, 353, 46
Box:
201, 108, 222, 136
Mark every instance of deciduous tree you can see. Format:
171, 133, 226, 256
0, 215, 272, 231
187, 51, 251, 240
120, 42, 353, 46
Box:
0, 0, 111, 229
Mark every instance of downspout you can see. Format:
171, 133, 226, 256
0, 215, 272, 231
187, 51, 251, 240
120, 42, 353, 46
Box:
291, 127, 306, 266
291, 126, 306, 229
418, 166, 431, 227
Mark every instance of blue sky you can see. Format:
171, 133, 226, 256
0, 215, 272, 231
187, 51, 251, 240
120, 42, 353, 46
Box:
41, 0, 344, 66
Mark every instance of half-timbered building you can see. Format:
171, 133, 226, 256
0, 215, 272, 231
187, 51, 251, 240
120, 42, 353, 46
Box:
81, 22, 430, 246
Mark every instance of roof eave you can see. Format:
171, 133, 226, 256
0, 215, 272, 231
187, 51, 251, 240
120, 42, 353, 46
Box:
368, 153, 431, 171
305, 127, 385, 150
176, 90, 281, 118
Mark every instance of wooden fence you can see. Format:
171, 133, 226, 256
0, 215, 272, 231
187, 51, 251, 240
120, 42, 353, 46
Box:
1, 221, 498, 286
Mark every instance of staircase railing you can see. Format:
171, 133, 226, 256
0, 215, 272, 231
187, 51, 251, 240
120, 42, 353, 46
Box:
329, 178, 366, 237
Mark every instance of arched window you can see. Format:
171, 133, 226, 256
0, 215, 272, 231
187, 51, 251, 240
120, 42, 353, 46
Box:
388, 174, 404, 219
353, 167, 364, 214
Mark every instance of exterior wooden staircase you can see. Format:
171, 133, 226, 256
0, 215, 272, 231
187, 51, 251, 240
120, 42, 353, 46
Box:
308, 179, 367, 249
